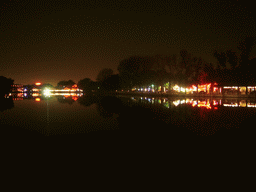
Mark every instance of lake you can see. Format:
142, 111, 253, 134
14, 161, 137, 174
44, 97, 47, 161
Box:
1, 94, 256, 175
1, 94, 255, 141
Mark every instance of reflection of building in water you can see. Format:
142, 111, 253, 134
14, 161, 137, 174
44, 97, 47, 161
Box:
197, 99, 211, 109
35, 98, 41, 102
247, 100, 256, 107
130, 96, 256, 108
179, 98, 256, 108
12, 97, 23, 101
32, 93, 41, 97
63, 94, 79, 101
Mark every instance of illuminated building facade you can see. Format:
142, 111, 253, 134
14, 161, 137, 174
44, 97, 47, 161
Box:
131, 82, 256, 97
11, 84, 24, 92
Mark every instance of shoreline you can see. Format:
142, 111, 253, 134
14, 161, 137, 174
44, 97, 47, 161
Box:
8, 91, 256, 99
114, 92, 256, 98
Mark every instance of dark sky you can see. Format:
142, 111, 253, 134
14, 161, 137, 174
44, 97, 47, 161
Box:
1, 0, 255, 86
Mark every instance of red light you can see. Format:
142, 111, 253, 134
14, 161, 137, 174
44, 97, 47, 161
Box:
72, 96, 78, 101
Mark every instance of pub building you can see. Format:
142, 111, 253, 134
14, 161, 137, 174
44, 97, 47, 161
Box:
188, 82, 256, 96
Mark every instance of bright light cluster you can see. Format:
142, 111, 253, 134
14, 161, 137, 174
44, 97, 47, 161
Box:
44, 89, 52, 96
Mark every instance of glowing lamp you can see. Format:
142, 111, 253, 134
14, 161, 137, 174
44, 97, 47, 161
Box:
35, 82, 41, 86
35, 98, 41, 102
44, 89, 51, 96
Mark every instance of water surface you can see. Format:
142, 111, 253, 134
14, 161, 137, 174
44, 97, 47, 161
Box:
1, 95, 256, 161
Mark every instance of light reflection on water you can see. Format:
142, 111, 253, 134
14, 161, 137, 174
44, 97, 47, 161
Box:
126, 96, 256, 136
0, 95, 118, 136
1, 95, 256, 138
8, 92, 256, 108
129, 96, 256, 108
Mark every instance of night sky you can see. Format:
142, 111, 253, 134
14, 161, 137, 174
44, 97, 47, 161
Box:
1, 0, 255, 86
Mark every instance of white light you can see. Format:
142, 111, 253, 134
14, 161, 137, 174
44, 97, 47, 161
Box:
44, 89, 51, 96
173, 100, 180, 106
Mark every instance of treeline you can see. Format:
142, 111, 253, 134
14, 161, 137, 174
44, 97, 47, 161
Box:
59, 36, 256, 94
0, 76, 14, 97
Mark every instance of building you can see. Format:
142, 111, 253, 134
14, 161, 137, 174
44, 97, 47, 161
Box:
11, 84, 24, 92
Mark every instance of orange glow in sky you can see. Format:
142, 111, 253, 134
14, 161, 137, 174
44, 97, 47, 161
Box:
35, 82, 41, 86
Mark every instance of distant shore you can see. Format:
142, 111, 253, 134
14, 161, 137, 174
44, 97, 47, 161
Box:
114, 91, 256, 98
7, 90, 256, 99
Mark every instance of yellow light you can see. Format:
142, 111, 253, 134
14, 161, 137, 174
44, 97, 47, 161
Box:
35, 82, 41, 86
239, 101, 246, 107
32, 88, 40, 92
32, 93, 40, 97
35, 98, 41, 102
173, 85, 180, 92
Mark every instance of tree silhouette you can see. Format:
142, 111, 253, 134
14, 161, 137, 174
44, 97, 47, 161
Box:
238, 36, 256, 66
226, 49, 238, 69
96, 68, 113, 82
213, 51, 227, 68
78, 78, 91, 88
0, 97, 14, 111
103, 74, 120, 91
57, 80, 75, 88
0, 76, 14, 97
118, 56, 154, 89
